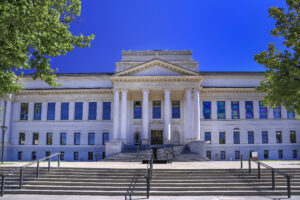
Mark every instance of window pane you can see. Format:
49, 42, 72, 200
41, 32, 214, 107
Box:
102, 102, 111, 120
221, 151, 226, 160
47, 103, 55, 120
134, 101, 142, 119
88, 132, 95, 145
248, 131, 254, 144
46, 133, 52, 145
20, 103, 28, 120
278, 150, 283, 159
231, 101, 240, 119
18, 151, 23, 160
203, 101, 211, 119
88, 102, 97, 120
88, 152, 93, 160
290, 131, 296, 143
60, 133, 66, 145
262, 131, 268, 144
103, 132, 109, 145
264, 150, 269, 159
273, 106, 281, 119
75, 102, 83, 120
19, 133, 25, 145
219, 132, 226, 144
32, 133, 39, 145
235, 151, 240, 159
233, 131, 240, 144
276, 131, 282, 144
287, 106, 295, 119
33, 103, 42, 120
152, 101, 161, 119
60, 152, 65, 160
206, 151, 211, 160
74, 132, 80, 145
61, 102, 69, 120
205, 132, 211, 144
32, 151, 37, 160
292, 150, 297, 159
245, 101, 254, 119
217, 101, 225, 119
74, 152, 79, 160
172, 101, 180, 119
259, 101, 268, 119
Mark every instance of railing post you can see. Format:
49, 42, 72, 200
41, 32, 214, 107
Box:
58, 154, 60, 168
287, 176, 291, 198
258, 162, 261, 180
1, 175, 5, 196
146, 176, 149, 198
272, 169, 275, 190
240, 155, 243, 169
36, 161, 40, 178
48, 157, 51, 172
19, 168, 23, 189
248, 158, 251, 174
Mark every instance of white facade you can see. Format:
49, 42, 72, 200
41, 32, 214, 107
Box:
0, 50, 299, 161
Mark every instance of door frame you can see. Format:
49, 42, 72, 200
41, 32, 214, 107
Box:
150, 130, 163, 145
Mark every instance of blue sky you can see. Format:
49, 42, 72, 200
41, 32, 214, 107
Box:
51, 0, 287, 73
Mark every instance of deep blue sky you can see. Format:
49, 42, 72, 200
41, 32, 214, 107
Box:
51, 0, 287, 73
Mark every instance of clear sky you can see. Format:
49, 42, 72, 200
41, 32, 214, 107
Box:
51, 0, 287, 73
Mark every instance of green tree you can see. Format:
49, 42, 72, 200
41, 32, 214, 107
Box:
254, 0, 300, 115
0, 0, 94, 97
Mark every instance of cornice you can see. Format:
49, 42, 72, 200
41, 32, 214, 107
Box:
111, 76, 202, 82
16, 88, 113, 96
200, 88, 262, 93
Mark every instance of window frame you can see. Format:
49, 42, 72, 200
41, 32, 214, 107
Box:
231, 101, 240, 119
219, 132, 226, 144
217, 101, 225, 119
171, 100, 180, 119
102, 102, 111, 120
88, 132, 95, 145
203, 101, 211, 119
46, 132, 53, 145
60, 132, 67, 145
133, 101, 142, 119
32, 132, 39, 145
262, 131, 268, 144
19, 132, 25, 145
74, 102, 83, 120
152, 100, 161, 119
20, 103, 29, 120
88, 102, 97, 120
74, 132, 80, 145
47, 102, 56, 120
33, 103, 42, 120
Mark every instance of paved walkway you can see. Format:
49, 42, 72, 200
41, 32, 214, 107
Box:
1, 160, 300, 169
2, 195, 299, 200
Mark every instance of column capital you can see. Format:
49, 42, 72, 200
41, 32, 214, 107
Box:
192, 88, 200, 93
142, 88, 149, 93
121, 89, 128, 93
164, 88, 171, 93
113, 88, 120, 93
185, 88, 193, 93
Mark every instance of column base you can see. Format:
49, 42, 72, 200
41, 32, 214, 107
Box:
164, 139, 171, 144
105, 141, 123, 158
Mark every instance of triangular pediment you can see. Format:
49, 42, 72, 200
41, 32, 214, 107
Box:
114, 59, 199, 76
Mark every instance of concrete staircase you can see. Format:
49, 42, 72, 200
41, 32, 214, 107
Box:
1, 167, 300, 196
105, 144, 206, 162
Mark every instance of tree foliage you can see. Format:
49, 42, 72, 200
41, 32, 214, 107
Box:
254, 0, 300, 114
0, 0, 94, 97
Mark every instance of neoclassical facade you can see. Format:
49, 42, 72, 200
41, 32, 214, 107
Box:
0, 50, 299, 161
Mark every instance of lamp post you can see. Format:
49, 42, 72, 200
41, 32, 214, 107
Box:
1, 125, 7, 164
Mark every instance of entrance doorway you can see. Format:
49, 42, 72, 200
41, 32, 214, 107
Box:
151, 130, 163, 145
173, 131, 180, 145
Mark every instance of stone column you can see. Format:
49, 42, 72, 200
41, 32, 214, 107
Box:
164, 89, 171, 143
194, 89, 200, 140
113, 90, 120, 140
240, 101, 246, 119
186, 89, 193, 140
4, 100, 12, 143
225, 100, 231, 120
142, 89, 149, 144
120, 89, 127, 141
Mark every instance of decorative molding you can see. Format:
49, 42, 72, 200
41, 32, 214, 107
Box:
16, 88, 113, 96
111, 75, 202, 82
200, 88, 260, 93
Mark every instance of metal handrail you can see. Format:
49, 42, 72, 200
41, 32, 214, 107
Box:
135, 141, 141, 161
1, 152, 61, 197
145, 154, 154, 198
247, 158, 292, 198
125, 169, 142, 200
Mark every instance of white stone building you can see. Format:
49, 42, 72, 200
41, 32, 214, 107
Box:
0, 50, 299, 161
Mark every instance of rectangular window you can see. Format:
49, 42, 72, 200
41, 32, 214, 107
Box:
278, 150, 283, 159
32, 151, 37, 160
248, 131, 254, 144
19, 133, 25, 145
20, 103, 29, 120
233, 131, 240, 144
18, 151, 23, 160
290, 131, 296, 143
152, 101, 161, 119
60, 132, 66, 145
88, 132, 95, 145
262, 131, 268, 144
235, 151, 240, 159
60, 152, 64, 161
74, 132, 80, 145
133, 101, 142, 119
102, 102, 111, 120
287, 108, 295, 119
249, 150, 254, 158
217, 101, 225, 119
245, 101, 254, 119
61, 102, 69, 120
273, 106, 281, 119
172, 100, 180, 119
219, 132, 226, 144
205, 132, 211, 144
75, 102, 83, 120
203, 101, 211, 119
292, 150, 297, 159
231, 101, 240, 119
206, 151, 211, 160
46, 132, 53, 145
32, 132, 39, 145
88, 102, 97, 120
47, 102, 55, 120
221, 151, 226, 160
45, 151, 50, 160
74, 152, 79, 160
276, 131, 282, 144
88, 152, 93, 161
33, 103, 42, 120
259, 101, 268, 119
264, 150, 269, 159
103, 132, 109, 145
